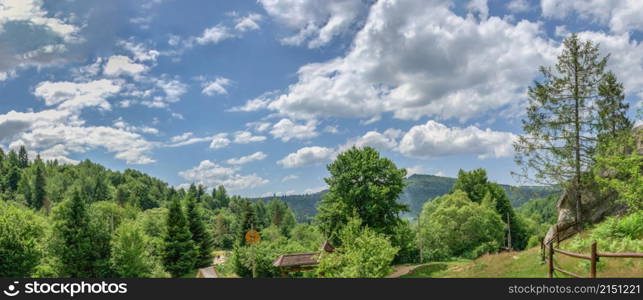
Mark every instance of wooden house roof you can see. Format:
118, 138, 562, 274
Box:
196, 266, 218, 278
272, 252, 319, 267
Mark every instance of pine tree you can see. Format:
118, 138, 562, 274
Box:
18, 146, 29, 169
52, 190, 94, 277
514, 34, 609, 226
163, 195, 197, 277
185, 192, 213, 268
240, 200, 257, 244
32, 155, 46, 210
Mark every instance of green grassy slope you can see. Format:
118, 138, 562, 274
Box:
402, 214, 643, 278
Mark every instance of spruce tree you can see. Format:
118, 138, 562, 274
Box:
596, 71, 632, 150
18, 146, 29, 169
52, 190, 94, 277
185, 192, 213, 267
32, 155, 47, 210
163, 195, 197, 277
514, 34, 609, 226
3, 151, 21, 192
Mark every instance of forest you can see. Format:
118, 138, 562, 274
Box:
0, 34, 641, 278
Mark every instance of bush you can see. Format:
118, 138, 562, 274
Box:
230, 237, 308, 278
418, 191, 505, 261
317, 218, 398, 278
0, 201, 46, 277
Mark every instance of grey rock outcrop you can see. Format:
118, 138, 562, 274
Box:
544, 125, 642, 245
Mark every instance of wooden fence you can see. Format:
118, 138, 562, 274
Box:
542, 240, 643, 278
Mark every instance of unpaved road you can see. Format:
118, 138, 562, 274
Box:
386, 264, 427, 278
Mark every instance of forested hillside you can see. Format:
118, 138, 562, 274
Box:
251, 174, 558, 220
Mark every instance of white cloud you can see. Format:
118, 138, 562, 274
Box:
195, 24, 234, 45
323, 125, 339, 134
118, 40, 160, 62
170, 132, 194, 143
263, 0, 557, 122
405, 165, 425, 177
303, 185, 327, 194
33, 79, 121, 111
113, 117, 159, 135
467, 0, 489, 20
246, 121, 272, 133
541, 0, 643, 34
103, 55, 148, 77
258, 0, 371, 48
179, 160, 269, 191
234, 13, 263, 32
201, 77, 232, 96
229, 96, 271, 112
270, 118, 318, 142
574, 31, 643, 105
233, 131, 267, 143
277, 146, 336, 168
210, 133, 231, 149
226, 151, 267, 165
0, 0, 81, 80
398, 120, 516, 159
7, 121, 157, 165
281, 174, 299, 182
507, 0, 531, 12
340, 129, 400, 152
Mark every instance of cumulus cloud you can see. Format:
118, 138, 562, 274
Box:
258, 0, 371, 48
233, 12, 263, 32
541, 0, 643, 34
113, 117, 159, 135
233, 131, 267, 143
33, 79, 121, 111
195, 24, 234, 45
210, 133, 231, 149
178, 160, 269, 190
225, 151, 267, 165
270, 118, 318, 142
507, 0, 531, 12
398, 121, 516, 159
0, 0, 81, 79
3, 112, 157, 164
103, 55, 148, 77
277, 146, 336, 168
261, 0, 557, 122
118, 40, 160, 62
340, 129, 401, 152
201, 77, 232, 96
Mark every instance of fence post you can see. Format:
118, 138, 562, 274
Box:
540, 238, 544, 262
590, 241, 597, 278
548, 242, 554, 278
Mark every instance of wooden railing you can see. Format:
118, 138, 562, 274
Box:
544, 240, 643, 278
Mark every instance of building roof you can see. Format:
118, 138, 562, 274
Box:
196, 266, 218, 278
272, 252, 320, 267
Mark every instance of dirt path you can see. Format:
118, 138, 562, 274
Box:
386, 264, 427, 278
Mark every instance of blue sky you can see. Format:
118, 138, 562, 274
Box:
1, 0, 642, 197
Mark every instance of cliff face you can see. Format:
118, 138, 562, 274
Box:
544, 125, 642, 244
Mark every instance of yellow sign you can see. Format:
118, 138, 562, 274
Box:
245, 229, 261, 244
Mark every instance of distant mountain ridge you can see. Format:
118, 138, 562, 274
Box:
250, 174, 559, 221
